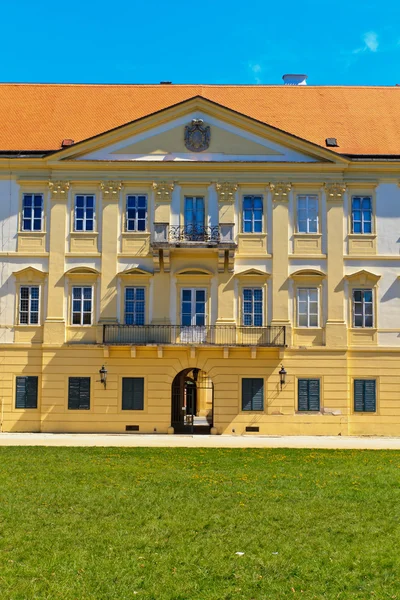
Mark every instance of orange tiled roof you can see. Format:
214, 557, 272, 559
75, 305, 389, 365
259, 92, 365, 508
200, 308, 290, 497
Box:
1, 83, 400, 155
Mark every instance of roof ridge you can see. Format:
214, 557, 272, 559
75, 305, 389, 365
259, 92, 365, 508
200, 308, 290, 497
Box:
0, 82, 398, 89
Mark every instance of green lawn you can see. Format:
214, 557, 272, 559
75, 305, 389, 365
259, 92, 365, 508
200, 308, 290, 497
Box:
0, 448, 400, 599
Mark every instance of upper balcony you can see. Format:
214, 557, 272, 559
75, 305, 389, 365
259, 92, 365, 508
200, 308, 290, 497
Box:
152, 224, 236, 248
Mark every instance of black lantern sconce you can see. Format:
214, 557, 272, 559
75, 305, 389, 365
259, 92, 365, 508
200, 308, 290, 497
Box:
99, 365, 108, 389
192, 368, 200, 382
279, 365, 287, 390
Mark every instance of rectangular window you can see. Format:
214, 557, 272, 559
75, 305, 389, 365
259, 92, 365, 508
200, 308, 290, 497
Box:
243, 196, 263, 233
19, 286, 40, 325
74, 195, 95, 231
353, 289, 373, 328
297, 195, 318, 233
297, 288, 319, 327
122, 378, 144, 410
72, 287, 93, 325
124, 287, 145, 325
298, 379, 320, 411
242, 378, 264, 411
22, 194, 43, 231
352, 196, 372, 234
126, 195, 147, 232
16, 376, 38, 409
68, 377, 90, 410
354, 379, 376, 412
242, 288, 263, 326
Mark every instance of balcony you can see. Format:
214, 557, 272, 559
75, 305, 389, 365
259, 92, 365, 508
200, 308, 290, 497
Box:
103, 325, 286, 347
152, 224, 235, 247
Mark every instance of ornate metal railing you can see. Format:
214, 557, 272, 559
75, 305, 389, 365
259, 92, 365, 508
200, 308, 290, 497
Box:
103, 325, 286, 347
169, 225, 220, 243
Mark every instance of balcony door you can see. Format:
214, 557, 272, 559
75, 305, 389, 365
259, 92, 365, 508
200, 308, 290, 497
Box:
180, 288, 207, 342
184, 196, 205, 240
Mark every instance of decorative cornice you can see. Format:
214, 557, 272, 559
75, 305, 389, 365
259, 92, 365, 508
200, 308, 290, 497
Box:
215, 182, 238, 203
153, 182, 174, 202
269, 182, 292, 202
325, 182, 346, 202
100, 181, 123, 196
48, 180, 70, 199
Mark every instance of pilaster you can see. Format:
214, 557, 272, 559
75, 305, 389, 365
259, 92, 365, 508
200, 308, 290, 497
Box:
43, 180, 70, 345
325, 182, 347, 346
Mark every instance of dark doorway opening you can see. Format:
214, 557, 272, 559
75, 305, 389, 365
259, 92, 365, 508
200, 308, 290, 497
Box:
171, 368, 214, 434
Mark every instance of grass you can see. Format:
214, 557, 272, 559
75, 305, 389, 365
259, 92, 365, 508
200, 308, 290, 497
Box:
0, 448, 400, 599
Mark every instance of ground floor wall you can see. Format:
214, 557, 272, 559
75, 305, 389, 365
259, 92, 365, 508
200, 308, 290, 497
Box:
1, 344, 400, 436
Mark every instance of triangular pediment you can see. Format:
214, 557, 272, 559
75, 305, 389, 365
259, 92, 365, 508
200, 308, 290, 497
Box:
48, 97, 344, 165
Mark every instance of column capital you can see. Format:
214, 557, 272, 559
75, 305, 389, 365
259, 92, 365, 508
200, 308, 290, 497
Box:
215, 182, 238, 203
269, 182, 292, 202
48, 180, 70, 199
152, 181, 174, 202
325, 182, 346, 202
100, 181, 123, 197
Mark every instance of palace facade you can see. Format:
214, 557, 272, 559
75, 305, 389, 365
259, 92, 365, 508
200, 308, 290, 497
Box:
1, 81, 400, 435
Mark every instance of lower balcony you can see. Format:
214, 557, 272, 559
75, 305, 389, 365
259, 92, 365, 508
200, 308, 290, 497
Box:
152, 224, 235, 247
103, 325, 286, 347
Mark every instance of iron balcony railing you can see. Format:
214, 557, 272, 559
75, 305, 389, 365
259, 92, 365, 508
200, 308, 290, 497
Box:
152, 223, 235, 245
103, 325, 286, 347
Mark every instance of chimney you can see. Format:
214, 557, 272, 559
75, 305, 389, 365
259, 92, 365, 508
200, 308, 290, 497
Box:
282, 74, 308, 86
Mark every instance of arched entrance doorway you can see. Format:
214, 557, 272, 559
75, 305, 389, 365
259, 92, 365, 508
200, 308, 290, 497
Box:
171, 368, 214, 434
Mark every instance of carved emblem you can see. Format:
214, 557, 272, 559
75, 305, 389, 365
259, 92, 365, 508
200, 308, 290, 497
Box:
184, 119, 210, 152
153, 182, 174, 202
216, 182, 238, 203
269, 182, 292, 202
100, 181, 123, 196
325, 182, 346, 201
48, 180, 70, 198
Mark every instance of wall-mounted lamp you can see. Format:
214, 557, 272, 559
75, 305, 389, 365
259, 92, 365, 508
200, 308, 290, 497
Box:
279, 365, 287, 390
99, 365, 108, 389
192, 368, 200, 382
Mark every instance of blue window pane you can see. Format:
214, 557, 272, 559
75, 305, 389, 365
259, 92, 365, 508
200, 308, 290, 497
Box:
196, 303, 205, 314
125, 302, 134, 313
196, 290, 205, 302
73, 288, 81, 299
83, 301, 91, 312
353, 291, 362, 302
196, 315, 205, 326
127, 209, 136, 218
365, 315, 373, 327
182, 314, 191, 326
253, 289, 262, 301
86, 221, 94, 231
182, 290, 191, 301
76, 196, 84, 207
33, 207, 41, 218
33, 220, 41, 231
182, 303, 192, 314
31, 288, 39, 299
136, 314, 145, 325
244, 302, 252, 313
363, 222, 372, 234
83, 288, 92, 299
243, 197, 252, 208
31, 300, 39, 312
138, 197, 147, 208
253, 197, 263, 208
34, 195, 42, 206
136, 302, 145, 313
136, 289, 145, 301
86, 196, 94, 208
76, 208, 84, 219
254, 304, 263, 314
125, 288, 134, 301
137, 210, 146, 219
364, 290, 372, 303
125, 314, 134, 325
30, 313, 39, 325
243, 289, 252, 301
254, 315, 263, 326
23, 219, 31, 230
353, 210, 361, 221
73, 301, 81, 312
244, 314, 252, 326
361, 198, 371, 209
254, 221, 262, 233
243, 222, 252, 233
24, 207, 32, 218
86, 208, 94, 218
352, 198, 361, 209
353, 222, 361, 234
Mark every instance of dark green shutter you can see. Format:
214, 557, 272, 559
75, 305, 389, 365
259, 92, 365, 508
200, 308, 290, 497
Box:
122, 378, 144, 410
298, 379, 320, 411
16, 376, 38, 409
298, 379, 309, 411
68, 377, 90, 410
242, 378, 263, 411
354, 379, 376, 412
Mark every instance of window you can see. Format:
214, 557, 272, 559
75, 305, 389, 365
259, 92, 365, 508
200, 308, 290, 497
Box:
353, 289, 373, 328
243, 196, 263, 233
68, 377, 90, 410
16, 376, 38, 409
124, 287, 145, 325
242, 378, 264, 411
354, 379, 376, 412
122, 378, 144, 410
297, 195, 318, 233
22, 194, 43, 231
126, 195, 147, 232
72, 287, 93, 325
19, 286, 40, 325
74, 195, 95, 231
298, 379, 320, 411
297, 288, 318, 327
352, 196, 372, 234
242, 288, 263, 326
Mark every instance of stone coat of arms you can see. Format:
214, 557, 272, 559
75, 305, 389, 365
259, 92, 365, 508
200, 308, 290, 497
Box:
184, 119, 211, 152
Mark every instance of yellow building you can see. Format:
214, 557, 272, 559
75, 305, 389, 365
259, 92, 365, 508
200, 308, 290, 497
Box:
2, 79, 400, 435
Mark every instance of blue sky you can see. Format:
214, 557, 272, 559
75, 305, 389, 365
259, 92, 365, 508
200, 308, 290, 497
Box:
1, 0, 400, 85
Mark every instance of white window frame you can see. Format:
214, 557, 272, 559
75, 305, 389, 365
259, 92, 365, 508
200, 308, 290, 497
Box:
242, 196, 263, 233
352, 288, 374, 328
125, 195, 148, 232
242, 287, 264, 327
22, 194, 43, 232
297, 195, 319, 234
351, 196, 373, 234
297, 288, 319, 328
74, 195, 95, 232
19, 285, 40, 325
124, 287, 146, 325
71, 286, 93, 326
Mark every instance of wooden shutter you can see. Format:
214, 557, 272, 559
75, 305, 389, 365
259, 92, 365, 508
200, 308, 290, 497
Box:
308, 379, 320, 411
242, 379, 253, 411
68, 377, 90, 410
16, 376, 38, 409
354, 379, 376, 412
122, 378, 144, 410
251, 379, 264, 411
298, 379, 309, 411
